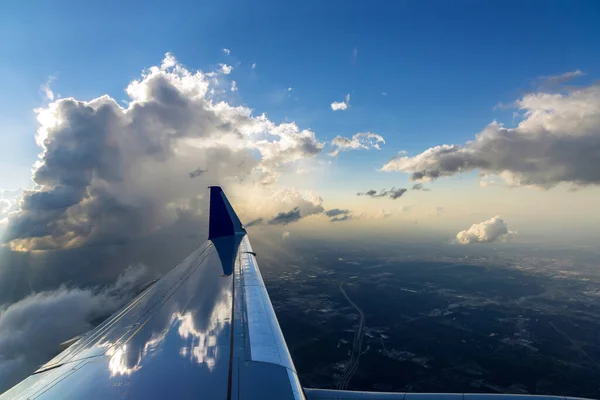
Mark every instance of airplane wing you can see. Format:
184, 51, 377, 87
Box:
0, 187, 591, 400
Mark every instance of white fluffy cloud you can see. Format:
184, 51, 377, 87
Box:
456, 216, 516, 244
331, 94, 350, 111
381, 82, 600, 189
222, 48, 231, 55
0, 265, 149, 393
219, 63, 233, 75
4, 53, 325, 251
329, 132, 385, 156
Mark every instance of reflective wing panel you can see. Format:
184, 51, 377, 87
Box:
1, 186, 303, 400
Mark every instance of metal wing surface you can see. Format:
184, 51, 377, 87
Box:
1, 186, 303, 400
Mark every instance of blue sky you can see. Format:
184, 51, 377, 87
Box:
2, 0, 600, 248
2, 0, 599, 190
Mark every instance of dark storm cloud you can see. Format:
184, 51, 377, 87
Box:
357, 187, 407, 200
268, 207, 302, 225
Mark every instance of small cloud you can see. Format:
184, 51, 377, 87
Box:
282, 231, 291, 239
352, 47, 358, 61
412, 183, 430, 191
324, 208, 352, 222
331, 101, 348, 111
223, 48, 231, 55
268, 207, 302, 225
382, 92, 387, 96
331, 94, 350, 111
251, 63, 257, 70
325, 208, 350, 217
245, 218, 264, 227
330, 132, 385, 156
231, 81, 238, 92
538, 70, 584, 88
287, 87, 293, 92
219, 64, 233, 75
330, 215, 350, 222
40, 76, 56, 101
295, 168, 308, 175
357, 187, 407, 200
456, 216, 516, 244
188, 167, 207, 178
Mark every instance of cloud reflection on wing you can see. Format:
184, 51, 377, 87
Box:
106, 279, 232, 377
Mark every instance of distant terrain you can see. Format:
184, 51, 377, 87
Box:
255, 236, 600, 398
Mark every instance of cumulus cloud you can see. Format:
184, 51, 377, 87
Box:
222, 48, 231, 55
331, 102, 348, 111
0, 265, 149, 393
381, 82, 600, 189
219, 64, 232, 75
251, 63, 257, 70
331, 94, 350, 111
282, 231, 291, 239
357, 187, 407, 200
3, 53, 325, 253
329, 132, 385, 156
230, 81, 238, 92
456, 216, 516, 244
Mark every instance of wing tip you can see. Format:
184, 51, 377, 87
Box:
208, 186, 245, 240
